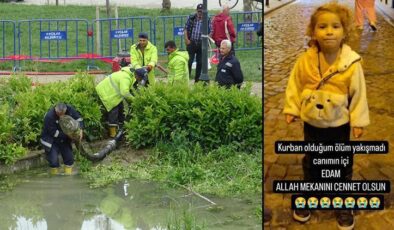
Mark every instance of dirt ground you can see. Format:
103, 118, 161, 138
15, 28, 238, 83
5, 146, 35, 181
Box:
79, 139, 148, 165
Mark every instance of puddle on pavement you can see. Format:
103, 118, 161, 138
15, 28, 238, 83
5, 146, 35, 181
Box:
0, 170, 261, 230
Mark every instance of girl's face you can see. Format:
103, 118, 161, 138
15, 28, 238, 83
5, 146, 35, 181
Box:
313, 12, 345, 52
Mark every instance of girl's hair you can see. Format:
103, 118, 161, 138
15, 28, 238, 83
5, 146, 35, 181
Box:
306, 2, 355, 48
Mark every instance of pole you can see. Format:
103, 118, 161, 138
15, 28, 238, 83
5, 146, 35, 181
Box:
199, 0, 209, 83
106, 0, 110, 18
96, 6, 101, 54
115, 5, 121, 51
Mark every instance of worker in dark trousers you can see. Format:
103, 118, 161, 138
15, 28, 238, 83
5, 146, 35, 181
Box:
40, 103, 84, 175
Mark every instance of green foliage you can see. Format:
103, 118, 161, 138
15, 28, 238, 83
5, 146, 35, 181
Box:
125, 82, 262, 151
13, 73, 104, 145
255, 205, 262, 221
0, 103, 27, 163
0, 75, 32, 108
0, 73, 103, 164
0, 143, 26, 164
127, 135, 262, 196
0, 59, 112, 73
166, 210, 206, 230
0, 104, 14, 143
82, 163, 131, 188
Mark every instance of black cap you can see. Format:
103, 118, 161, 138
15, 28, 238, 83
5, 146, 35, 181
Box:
138, 32, 148, 39
196, 4, 203, 10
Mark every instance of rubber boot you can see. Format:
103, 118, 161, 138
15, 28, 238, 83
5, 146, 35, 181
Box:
64, 165, 73, 175
49, 167, 59, 175
108, 126, 117, 138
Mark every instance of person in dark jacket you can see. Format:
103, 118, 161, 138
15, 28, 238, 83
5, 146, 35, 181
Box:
215, 39, 244, 88
40, 103, 84, 175
184, 3, 211, 83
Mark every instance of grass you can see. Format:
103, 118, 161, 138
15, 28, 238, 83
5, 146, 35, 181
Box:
0, 3, 262, 81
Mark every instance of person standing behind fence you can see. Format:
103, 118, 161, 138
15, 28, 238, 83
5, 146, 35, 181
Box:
210, 5, 236, 52
130, 32, 158, 85
215, 40, 243, 89
164, 40, 189, 85
184, 3, 211, 83
355, 0, 377, 31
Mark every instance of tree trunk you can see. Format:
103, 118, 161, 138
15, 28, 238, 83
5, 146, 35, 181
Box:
162, 0, 171, 12
243, 0, 253, 44
106, 0, 110, 18
243, 0, 253, 11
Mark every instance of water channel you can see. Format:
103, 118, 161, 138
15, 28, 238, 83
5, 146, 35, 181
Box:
0, 169, 262, 229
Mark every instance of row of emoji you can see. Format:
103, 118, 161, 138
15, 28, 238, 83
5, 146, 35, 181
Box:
293, 196, 382, 209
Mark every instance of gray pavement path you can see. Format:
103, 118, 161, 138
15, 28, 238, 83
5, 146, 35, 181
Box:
264, 0, 394, 229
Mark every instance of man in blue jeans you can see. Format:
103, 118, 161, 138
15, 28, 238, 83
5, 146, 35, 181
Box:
40, 103, 84, 175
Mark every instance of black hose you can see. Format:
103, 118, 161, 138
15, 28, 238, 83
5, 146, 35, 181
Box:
77, 129, 125, 162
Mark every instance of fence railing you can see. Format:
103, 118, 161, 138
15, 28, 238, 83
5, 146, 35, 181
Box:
91, 16, 152, 58
1, 12, 262, 70
17, 19, 90, 59
0, 20, 17, 68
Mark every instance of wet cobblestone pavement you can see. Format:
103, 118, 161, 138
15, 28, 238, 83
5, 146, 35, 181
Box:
264, 0, 394, 229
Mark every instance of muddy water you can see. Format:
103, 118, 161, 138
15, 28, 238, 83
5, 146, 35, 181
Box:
0, 170, 261, 230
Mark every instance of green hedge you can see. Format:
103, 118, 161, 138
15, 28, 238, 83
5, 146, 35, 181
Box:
0, 73, 103, 163
125, 82, 262, 151
0, 74, 262, 164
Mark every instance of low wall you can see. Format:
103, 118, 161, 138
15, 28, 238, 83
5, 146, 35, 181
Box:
0, 150, 47, 175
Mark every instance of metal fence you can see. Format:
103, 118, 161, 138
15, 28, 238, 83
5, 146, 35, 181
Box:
231, 11, 262, 50
153, 15, 189, 55
17, 19, 90, 60
154, 11, 262, 54
91, 16, 152, 58
3, 12, 261, 70
0, 20, 16, 67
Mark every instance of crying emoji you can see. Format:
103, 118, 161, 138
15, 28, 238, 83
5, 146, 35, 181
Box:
332, 197, 343, 208
357, 197, 368, 208
307, 197, 318, 209
320, 197, 331, 208
295, 197, 306, 209
345, 197, 355, 209
369, 197, 381, 209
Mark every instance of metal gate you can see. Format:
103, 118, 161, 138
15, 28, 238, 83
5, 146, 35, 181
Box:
231, 11, 262, 50
91, 17, 152, 58
0, 20, 17, 69
153, 15, 189, 55
17, 19, 90, 61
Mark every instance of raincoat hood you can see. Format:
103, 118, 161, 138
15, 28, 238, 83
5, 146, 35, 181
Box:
120, 66, 133, 76
169, 49, 189, 62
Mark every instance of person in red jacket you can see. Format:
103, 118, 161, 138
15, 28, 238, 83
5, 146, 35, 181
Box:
210, 5, 236, 52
